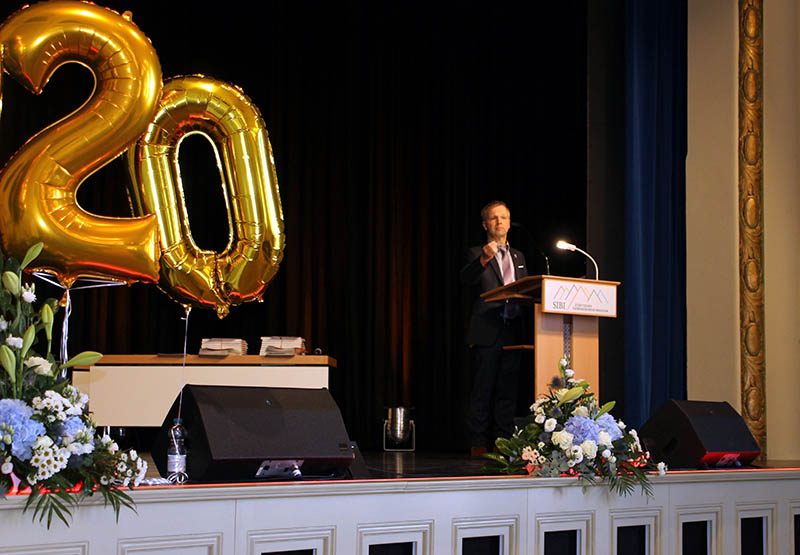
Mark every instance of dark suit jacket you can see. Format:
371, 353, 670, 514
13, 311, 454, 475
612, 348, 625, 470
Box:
460, 245, 528, 346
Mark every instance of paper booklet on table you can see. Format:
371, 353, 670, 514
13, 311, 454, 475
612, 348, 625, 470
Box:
260, 336, 306, 356
200, 338, 248, 356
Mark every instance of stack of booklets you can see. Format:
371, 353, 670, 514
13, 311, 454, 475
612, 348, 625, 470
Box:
199, 338, 248, 356
260, 336, 305, 357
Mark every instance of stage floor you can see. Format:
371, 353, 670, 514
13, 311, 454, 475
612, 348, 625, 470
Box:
140, 451, 490, 482
361, 451, 489, 479
140, 449, 800, 483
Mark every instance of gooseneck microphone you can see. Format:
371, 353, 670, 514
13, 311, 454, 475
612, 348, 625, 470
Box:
556, 240, 599, 280
510, 222, 550, 275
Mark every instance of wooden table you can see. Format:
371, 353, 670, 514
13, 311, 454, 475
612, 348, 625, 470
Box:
72, 354, 336, 427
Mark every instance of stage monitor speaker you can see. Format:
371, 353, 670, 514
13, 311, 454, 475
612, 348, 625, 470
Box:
151, 385, 356, 482
640, 400, 760, 469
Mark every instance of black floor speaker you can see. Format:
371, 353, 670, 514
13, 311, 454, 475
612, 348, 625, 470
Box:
151, 385, 356, 482
640, 400, 761, 469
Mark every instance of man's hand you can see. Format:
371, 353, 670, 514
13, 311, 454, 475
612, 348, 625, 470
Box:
480, 241, 498, 266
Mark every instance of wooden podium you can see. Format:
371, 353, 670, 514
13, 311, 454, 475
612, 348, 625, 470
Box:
481, 275, 619, 398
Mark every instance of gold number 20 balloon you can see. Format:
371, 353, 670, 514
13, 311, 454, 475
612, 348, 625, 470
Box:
0, 2, 285, 316
0, 1, 163, 287
127, 75, 285, 317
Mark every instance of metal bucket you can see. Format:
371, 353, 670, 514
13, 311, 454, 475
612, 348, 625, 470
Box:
386, 407, 411, 443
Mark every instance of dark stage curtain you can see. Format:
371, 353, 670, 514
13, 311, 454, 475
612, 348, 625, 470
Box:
0, 1, 588, 450
623, 0, 688, 427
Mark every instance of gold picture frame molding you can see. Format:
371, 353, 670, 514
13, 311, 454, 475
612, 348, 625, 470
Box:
738, 0, 766, 459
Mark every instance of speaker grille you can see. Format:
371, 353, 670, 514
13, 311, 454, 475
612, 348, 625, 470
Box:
152, 385, 355, 482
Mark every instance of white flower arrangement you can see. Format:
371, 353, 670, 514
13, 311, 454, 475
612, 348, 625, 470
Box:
5, 336, 22, 350
484, 357, 666, 496
24, 356, 53, 377
0, 243, 146, 527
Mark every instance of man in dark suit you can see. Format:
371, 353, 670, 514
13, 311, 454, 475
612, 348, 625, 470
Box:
460, 201, 527, 456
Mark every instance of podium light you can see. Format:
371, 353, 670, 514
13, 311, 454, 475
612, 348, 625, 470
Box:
555, 240, 599, 280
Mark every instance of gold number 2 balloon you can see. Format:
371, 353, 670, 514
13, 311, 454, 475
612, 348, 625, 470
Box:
127, 75, 285, 317
0, 1, 163, 287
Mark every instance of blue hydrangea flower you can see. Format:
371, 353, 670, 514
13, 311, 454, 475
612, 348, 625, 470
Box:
62, 417, 87, 438
596, 413, 623, 442
0, 398, 45, 460
564, 415, 600, 444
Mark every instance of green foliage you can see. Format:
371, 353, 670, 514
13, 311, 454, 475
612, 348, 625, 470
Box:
596, 401, 615, 418
19, 468, 140, 529
25, 482, 77, 529
19, 243, 43, 271
62, 351, 103, 369
2, 272, 19, 296
555, 385, 585, 407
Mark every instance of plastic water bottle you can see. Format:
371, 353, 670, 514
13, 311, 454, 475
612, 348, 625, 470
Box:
166, 418, 188, 484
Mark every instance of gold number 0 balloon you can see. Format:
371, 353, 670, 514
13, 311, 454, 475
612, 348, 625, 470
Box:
0, 2, 163, 287
127, 75, 285, 317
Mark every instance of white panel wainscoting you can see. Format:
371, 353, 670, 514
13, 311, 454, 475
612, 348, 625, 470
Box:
0, 468, 798, 554
609, 507, 661, 555
0, 544, 88, 555
245, 526, 335, 555
791, 500, 800, 555
452, 515, 519, 555
117, 532, 223, 555
356, 520, 433, 555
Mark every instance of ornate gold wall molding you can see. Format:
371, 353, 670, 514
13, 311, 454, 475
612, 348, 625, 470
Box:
738, 0, 766, 459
